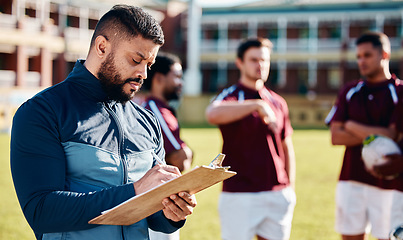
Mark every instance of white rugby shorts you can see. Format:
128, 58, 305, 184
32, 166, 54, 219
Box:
335, 181, 394, 239
218, 187, 296, 240
391, 190, 403, 232
148, 229, 180, 240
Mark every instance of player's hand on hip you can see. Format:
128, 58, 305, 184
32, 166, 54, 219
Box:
133, 165, 181, 195
162, 192, 197, 222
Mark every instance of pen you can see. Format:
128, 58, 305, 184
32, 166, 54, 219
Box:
152, 151, 165, 165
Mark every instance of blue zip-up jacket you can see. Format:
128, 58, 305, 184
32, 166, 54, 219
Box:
10, 60, 184, 240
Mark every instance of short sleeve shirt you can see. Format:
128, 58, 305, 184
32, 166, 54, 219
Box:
213, 83, 293, 192
143, 97, 186, 155
327, 76, 403, 190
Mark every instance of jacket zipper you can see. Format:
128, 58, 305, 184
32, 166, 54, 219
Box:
103, 102, 128, 184
103, 102, 128, 240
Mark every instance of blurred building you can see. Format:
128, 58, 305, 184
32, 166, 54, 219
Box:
0, 0, 164, 132
0, 0, 166, 88
1, 0, 403, 130
197, 0, 403, 95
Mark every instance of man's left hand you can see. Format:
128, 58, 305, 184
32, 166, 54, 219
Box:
162, 192, 197, 222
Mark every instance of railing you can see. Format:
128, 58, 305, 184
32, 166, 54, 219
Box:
0, 70, 16, 87
200, 37, 401, 54
0, 13, 60, 36
0, 70, 40, 88
64, 27, 94, 42
0, 14, 17, 29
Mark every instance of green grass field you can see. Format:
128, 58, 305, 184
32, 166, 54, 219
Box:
0, 129, 377, 239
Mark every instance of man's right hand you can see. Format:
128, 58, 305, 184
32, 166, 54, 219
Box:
133, 165, 181, 195
256, 100, 278, 132
372, 154, 403, 178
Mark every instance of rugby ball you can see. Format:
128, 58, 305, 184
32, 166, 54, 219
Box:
361, 135, 401, 177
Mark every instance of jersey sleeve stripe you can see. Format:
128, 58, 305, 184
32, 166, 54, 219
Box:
213, 85, 237, 102
324, 105, 337, 125
346, 81, 364, 101
148, 100, 182, 150
238, 90, 245, 102
388, 83, 398, 105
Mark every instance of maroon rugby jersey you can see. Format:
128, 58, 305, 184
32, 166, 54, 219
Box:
327, 76, 403, 191
213, 83, 293, 192
143, 97, 186, 155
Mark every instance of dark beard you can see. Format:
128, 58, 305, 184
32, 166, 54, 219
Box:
98, 53, 143, 103
163, 86, 181, 101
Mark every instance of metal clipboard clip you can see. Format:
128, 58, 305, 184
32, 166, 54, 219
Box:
208, 153, 230, 171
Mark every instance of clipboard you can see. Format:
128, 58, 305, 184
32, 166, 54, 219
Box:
89, 153, 236, 226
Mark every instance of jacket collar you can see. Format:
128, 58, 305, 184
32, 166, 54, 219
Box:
66, 60, 109, 102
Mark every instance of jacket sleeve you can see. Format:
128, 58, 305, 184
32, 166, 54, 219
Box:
147, 211, 185, 233
10, 99, 135, 234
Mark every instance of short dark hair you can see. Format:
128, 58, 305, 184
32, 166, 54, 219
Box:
143, 52, 181, 91
90, 4, 164, 47
237, 38, 273, 60
356, 31, 390, 54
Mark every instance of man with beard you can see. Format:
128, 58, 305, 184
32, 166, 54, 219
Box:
326, 31, 403, 240
143, 53, 193, 240
10, 5, 196, 240
205, 38, 296, 240
143, 53, 193, 173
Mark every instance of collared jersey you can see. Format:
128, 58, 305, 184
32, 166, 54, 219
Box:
10, 60, 183, 240
212, 83, 293, 192
326, 76, 403, 191
143, 97, 186, 155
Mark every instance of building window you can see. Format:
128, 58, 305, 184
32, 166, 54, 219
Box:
50, 12, 59, 26
267, 68, 278, 88
203, 29, 219, 40
384, 18, 401, 38
320, 26, 341, 39
349, 21, 372, 38
267, 28, 278, 39
228, 23, 248, 39
0, 0, 12, 14
209, 69, 218, 92
298, 68, 309, 95
25, 8, 36, 18
89, 18, 98, 30
299, 27, 309, 39
329, 26, 341, 39
67, 15, 79, 28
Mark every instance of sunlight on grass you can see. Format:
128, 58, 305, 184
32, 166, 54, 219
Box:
0, 134, 35, 239
0, 130, 377, 239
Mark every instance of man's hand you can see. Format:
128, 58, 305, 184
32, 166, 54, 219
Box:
162, 192, 197, 222
371, 154, 403, 178
133, 165, 181, 195
255, 100, 278, 132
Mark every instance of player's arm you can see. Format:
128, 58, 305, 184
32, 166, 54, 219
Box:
206, 99, 275, 125
282, 136, 296, 190
344, 120, 397, 140
330, 121, 363, 146
166, 145, 193, 172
